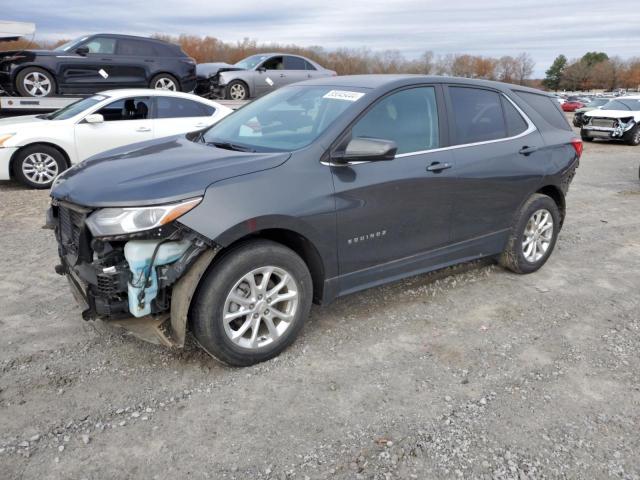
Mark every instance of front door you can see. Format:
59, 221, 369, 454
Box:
74, 96, 154, 161
255, 56, 287, 96
58, 36, 119, 93
330, 86, 455, 291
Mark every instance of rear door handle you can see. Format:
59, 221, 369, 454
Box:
136, 127, 151, 132
427, 162, 452, 172
280, 74, 286, 77
519, 145, 539, 156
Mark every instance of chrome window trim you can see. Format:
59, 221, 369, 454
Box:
323, 92, 537, 166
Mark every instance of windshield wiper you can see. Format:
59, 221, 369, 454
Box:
205, 140, 255, 153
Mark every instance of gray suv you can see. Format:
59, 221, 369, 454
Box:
49, 75, 581, 366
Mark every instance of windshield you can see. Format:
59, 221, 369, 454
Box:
234, 54, 269, 70
587, 99, 608, 107
601, 99, 640, 111
46, 95, 107, 120
54, 36, 88, 52
202, 86, 366, 152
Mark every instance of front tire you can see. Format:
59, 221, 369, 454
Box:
623, 125, 640, 146
225, 80, 249, 100
499, 194, 561, 274
191, 240, 313, 366
16, 67, 56, 97
13, 144, 66, 189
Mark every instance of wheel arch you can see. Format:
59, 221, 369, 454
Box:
536, 184, 566, 225
226, 78, 251, 98
10, 142, 71, 178
13, 64, 58, 92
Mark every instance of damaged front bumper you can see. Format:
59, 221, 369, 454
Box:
582, 118, 636, 138
47, 201, 219, 347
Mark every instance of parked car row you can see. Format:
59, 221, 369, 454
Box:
42, 75, 582, 365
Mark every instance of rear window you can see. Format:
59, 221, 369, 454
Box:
514, 91, 572, 131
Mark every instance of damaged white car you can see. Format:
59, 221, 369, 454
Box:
581, 96, 640, 145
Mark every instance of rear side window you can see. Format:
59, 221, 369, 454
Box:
284, 56, 306, 70
502, 97, 528, 137
304, 60, 316, 71
514, 91, 572, 131
117, 39, 158, 56
449, 87, 506, 144
156, 97, 214, 118
352, 86, 439, 154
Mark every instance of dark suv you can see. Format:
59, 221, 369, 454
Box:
0, 34, 196, 97
48, 75, 581, 366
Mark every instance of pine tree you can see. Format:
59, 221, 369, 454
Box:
542, 55, 567, 91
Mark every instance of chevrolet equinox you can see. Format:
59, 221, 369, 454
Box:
48, 75, 582, 366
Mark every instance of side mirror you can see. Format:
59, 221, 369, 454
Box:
84, 113, 104, 124
257, 66, 266, 73
333, 137, 397, 164
75, 46, 90, 56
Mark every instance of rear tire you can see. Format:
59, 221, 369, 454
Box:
499, 194, 561, 274
150, 73, 179, 91
191, 240, 313, 367
623, 125, 640, 146
16, 67, 56, 97
13, 144, 66, 189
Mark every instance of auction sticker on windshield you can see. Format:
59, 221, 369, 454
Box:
323, 90, 365, 101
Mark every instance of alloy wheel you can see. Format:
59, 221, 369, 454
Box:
229, 84, 246, 100
154, 78, 177, 90
23, 72, 52, 97
22, 153, 58, 185
522, 209, 554, 263
222, 266, 299, 349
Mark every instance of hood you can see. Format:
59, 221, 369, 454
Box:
51, 134, 290, 208
584, 109, 640, 119
0, 114, 46, 130
196, 62, 245, 79
575, 106, 599, 113
0, 49, 57, 60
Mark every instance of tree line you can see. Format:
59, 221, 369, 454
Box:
543, 52, 640, 91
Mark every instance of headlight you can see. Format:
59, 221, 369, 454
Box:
0, 133, 15, 146
86, 197, 202, 237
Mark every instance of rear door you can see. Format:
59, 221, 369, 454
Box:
445, 86, 548, 244
74, 96, 154, 160
282, 56, 311, 84
330, 85, 455, 289
153, 96, 217, 139
58, 36, 119, 92
113, 38, 157, 87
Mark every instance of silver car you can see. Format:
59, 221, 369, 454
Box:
195, 53, 336, 100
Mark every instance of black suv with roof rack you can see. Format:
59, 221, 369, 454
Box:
48, 75, 581, 366
0, 34, 196, 97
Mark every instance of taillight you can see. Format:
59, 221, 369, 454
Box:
570, 138, 583, 158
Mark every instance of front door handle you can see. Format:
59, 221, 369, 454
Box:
279, 74, 286, 77
427, 162, 452, 172
136, 127, 151, 132
194, 123, 207, 128
519, 145, 539, 156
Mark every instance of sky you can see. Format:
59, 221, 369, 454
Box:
4, 0, 640, 77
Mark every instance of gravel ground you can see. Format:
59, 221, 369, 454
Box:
1, 119, 639, 479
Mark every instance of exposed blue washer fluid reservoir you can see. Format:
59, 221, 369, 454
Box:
124, 239, 192, 317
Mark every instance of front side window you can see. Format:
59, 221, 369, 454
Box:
156, 97, 214, 118
351, 87, 439, 154
83, 37, 117, 55
450, 87, 506, 144
202, 85, 364, 151
262, 56, 284, 70
96, 97, 151, 121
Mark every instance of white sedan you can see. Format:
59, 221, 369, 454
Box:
581, 96, 640, 146
0, 89, 232, 188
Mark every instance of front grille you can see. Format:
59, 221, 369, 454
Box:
58, 206, 84, 255
591, 118, 616, 128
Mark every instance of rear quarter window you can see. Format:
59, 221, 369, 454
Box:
514, 91, 572, 131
